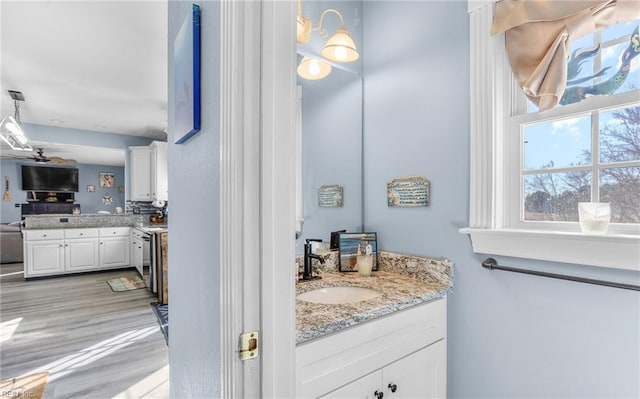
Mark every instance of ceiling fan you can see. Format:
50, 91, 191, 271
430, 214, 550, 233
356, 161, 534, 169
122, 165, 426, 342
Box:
2, 147, 77, 164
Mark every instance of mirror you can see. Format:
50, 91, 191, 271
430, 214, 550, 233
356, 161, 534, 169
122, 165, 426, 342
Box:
295, 67, 363, 253
295, 0, 364, 253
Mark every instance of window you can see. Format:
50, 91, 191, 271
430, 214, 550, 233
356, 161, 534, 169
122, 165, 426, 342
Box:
512, 22, 639, 233
464, 2, 639, 271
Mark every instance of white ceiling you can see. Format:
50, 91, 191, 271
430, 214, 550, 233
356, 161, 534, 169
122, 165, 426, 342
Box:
0, 1, 168, 166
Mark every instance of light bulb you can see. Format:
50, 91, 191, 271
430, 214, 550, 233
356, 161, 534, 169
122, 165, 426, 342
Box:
333, 47, 348, 61
6, 122, 19, 135
309, 59, 321, 76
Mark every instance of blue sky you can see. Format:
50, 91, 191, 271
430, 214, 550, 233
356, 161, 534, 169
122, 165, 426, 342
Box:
524, 21, 639, 171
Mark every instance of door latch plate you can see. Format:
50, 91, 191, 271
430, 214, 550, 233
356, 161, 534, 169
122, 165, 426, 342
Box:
239, 330, 259, 360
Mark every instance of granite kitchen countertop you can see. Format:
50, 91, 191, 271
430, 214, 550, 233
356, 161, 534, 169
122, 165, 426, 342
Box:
22, 214, 144, 229
296, 254, 452, 344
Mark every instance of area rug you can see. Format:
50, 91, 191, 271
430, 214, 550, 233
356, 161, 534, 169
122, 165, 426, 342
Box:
0, 372, 49, 399
151, 302, 168, 345
107, 276, 146, 292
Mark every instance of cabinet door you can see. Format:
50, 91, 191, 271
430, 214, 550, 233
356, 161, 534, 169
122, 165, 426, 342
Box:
100, 236, 131, 268
129, 147, 152, 201
131, 237, 143, 275
382, 340, 446, 399
150, 141, 168, 201
321, 370, 382, 399
64, 238, 100, 272
25, 240, 65, 277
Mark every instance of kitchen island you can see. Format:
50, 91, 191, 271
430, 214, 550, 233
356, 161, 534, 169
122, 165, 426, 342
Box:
21, 215, 168, 296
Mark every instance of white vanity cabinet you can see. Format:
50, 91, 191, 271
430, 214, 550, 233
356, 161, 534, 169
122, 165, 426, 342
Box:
129, 141, 168, 202
297, 297, 447, 399
99, 227, 131, 268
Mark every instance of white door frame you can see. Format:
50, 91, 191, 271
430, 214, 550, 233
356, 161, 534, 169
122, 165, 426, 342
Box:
219, 1, 296, 397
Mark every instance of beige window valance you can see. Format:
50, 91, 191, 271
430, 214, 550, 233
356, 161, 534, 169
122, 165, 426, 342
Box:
492, 0, 640, 111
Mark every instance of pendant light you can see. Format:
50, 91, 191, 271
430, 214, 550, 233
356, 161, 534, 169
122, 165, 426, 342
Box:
0, 90, 32, 151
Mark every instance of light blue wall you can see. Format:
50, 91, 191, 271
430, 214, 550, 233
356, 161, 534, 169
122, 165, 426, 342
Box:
362, 2, 640, 398
0, 124, 154, 222
0, 159, 125, 222
296, 68, 363, 252
167, 1, 222, 397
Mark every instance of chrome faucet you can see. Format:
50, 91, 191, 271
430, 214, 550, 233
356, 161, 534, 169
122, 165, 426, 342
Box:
302, 239, 325, 281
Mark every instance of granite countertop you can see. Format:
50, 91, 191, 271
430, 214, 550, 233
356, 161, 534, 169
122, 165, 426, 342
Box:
23, 214, 145, 229
296, 252, 453, 344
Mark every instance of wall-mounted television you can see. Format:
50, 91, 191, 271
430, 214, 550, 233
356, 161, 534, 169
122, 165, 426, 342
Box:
21, 165, 79, 192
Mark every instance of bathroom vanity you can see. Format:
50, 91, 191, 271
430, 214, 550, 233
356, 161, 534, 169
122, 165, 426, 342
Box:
296, 252, 451, 398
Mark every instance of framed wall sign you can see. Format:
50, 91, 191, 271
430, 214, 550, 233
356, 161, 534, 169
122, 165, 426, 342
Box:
318, 184, 344, 207
338, 232, 378, 272
387, 175, 430, 207
173, 4, 201, 144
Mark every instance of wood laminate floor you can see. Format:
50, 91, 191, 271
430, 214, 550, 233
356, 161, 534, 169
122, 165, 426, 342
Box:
0, 264, 169, 398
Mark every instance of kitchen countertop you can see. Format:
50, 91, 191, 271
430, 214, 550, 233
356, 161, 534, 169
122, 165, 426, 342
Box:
22, 214, 145, 229
296, 253, 452, 344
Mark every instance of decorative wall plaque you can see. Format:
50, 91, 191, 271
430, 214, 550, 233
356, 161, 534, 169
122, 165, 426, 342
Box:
318, 184, 344, 207
387, 175, 430, 207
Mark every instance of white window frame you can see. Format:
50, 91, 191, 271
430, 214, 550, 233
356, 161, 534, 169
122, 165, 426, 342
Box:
462, 1, 640, 272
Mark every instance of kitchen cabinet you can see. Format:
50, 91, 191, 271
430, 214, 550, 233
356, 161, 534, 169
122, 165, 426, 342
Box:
24, 229, 99, 276
297, 297, 447, 399
130, 228, 149, 276
99, 227, 130, 268
150, 141, 168, 202
129, 141, 167, 202
129, 146, 152, 201
131, 234, 143, 275
24, 230, 65, 277
63, 229, 100, 272
24, 227, 131, 278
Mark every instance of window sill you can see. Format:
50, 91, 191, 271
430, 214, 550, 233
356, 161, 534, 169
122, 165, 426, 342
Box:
460, 228, 640, 271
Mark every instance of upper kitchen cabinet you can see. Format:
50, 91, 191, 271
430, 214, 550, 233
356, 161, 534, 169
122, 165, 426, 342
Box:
129, 141, 168, 202
150, 141, 168, 202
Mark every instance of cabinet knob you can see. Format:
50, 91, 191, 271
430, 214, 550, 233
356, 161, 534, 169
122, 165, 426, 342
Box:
100, 242, 104, 245
59, 244, 63, 247
388, 383, 397, 393
80, 233, 83, 235
374, 390, 384, 399
43, 234, 47, 237
65, 244, 69, 247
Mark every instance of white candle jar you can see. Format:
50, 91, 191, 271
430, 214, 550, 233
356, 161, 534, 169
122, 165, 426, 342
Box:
357, 255, 373, 277
578, 202, 611, 235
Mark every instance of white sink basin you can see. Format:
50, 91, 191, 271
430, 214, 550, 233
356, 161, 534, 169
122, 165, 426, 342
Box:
297, 286, 381, 304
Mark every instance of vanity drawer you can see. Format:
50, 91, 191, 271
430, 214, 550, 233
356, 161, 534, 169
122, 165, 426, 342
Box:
23, 229, 64, 241
64, 228, 98, 239
99, 227, 130, 237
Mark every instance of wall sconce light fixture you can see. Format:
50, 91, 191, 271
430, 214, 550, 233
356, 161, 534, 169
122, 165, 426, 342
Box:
296, 1, 359, 80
